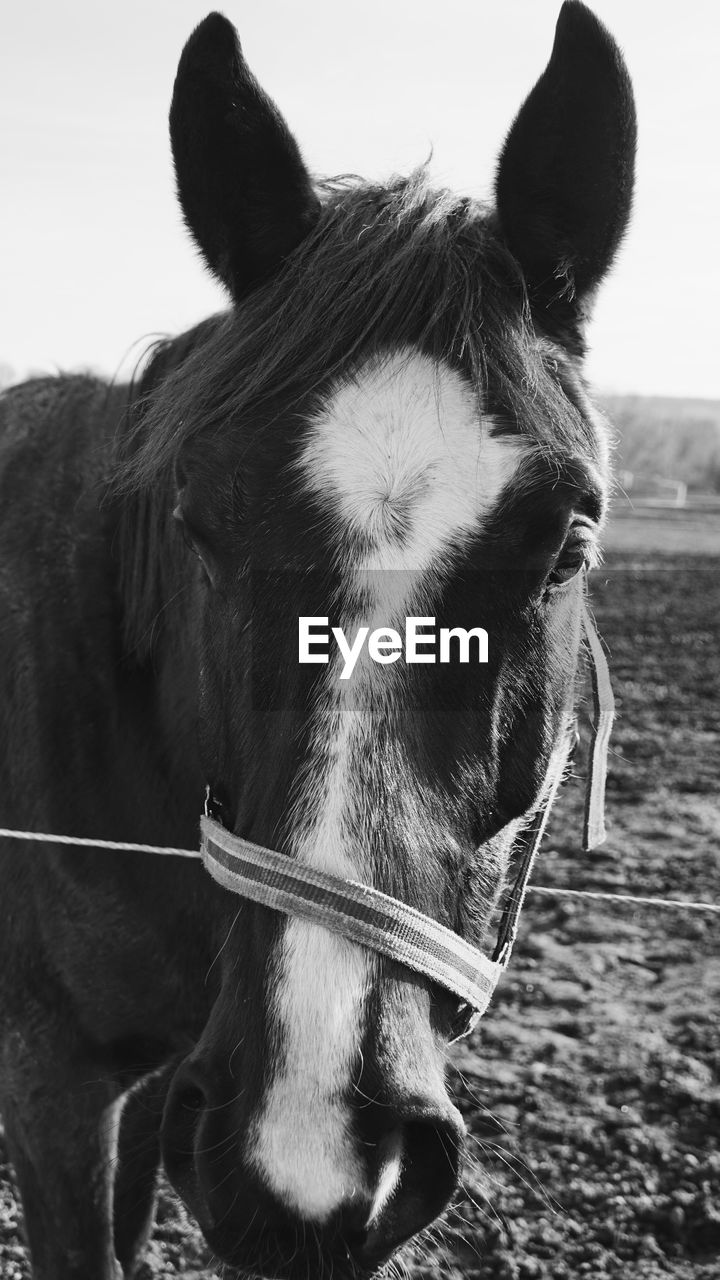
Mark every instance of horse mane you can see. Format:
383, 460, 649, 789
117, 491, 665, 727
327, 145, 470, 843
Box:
110, 318, 223, 661
110, 166, 603, 660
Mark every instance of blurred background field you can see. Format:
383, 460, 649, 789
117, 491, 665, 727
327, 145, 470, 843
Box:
604, 506, 719, 558
601, 393, 720, 557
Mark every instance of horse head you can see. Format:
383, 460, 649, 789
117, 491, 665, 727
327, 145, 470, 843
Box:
148, 4, 636, 1275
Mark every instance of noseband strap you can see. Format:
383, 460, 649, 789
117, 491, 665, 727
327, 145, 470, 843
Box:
201, 604, 613, 1038
202, 814, 503, 1022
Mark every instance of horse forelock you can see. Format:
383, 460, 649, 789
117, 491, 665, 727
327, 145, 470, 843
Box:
116, 167, 608, 492
108, 167, 610, 661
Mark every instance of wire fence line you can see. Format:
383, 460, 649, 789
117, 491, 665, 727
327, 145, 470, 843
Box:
0, 827, 198, 858
526, 884, 719, 914
1, 826, 718, 915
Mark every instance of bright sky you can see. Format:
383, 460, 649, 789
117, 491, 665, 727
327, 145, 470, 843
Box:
2, 0, 718, 398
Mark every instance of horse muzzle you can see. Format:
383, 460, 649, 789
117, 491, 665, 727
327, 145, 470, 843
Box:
160, 1049, 465, 1277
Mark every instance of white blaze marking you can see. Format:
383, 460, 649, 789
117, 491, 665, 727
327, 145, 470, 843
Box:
251, 349, 526, 1221
300, 349, 524, 597
250, 705, 372, 1220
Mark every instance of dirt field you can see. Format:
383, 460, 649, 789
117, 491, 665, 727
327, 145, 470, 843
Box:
0, 514, 718, 1280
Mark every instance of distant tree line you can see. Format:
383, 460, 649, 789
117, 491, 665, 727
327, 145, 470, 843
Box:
602, 395, 720, 494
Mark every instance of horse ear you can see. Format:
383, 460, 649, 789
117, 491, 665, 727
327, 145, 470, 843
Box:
495, 1, 636, 330
170, 12, 321, 299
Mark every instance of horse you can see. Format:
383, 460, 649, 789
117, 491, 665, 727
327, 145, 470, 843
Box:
0, 3, 635, 1277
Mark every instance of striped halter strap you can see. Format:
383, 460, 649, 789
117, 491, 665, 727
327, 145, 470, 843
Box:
200, 604, 613, 1040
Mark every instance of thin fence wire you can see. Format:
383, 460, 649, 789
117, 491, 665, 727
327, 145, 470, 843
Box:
526, 884, 719, 914
0, 827, 198, 857
0, 826, 718, 915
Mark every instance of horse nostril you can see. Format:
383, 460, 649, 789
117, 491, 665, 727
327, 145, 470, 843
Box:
164, 1076, 206, 1152
399, 1111, 463, 1219
161, 1066, 212, 1228
338, 1200, 372, 1255
351, 1108, 464, 1266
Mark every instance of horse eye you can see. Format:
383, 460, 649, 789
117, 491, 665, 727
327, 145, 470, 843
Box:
547, 537, 590, 588
173, 506, 197, 554
172, 505, 214, 582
